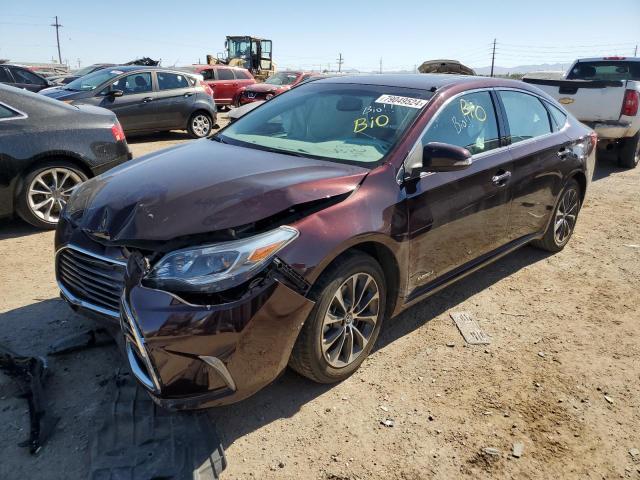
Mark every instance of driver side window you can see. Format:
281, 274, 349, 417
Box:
421, 91, 500, 155
106, 73, 152, 95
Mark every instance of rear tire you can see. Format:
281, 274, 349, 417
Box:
187, 111, 212, 138
618, 131, 640, 169
289, 252, 386, 384
531, 179, 581, 253
16, 160, 88, 229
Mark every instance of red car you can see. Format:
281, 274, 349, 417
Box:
238, 71, 318, 105
185, 65, 256, 107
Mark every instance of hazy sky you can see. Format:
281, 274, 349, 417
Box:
1, 0, 638, 71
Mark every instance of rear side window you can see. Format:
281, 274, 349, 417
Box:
200, 69, 214, 80
567, 61, 640, 81
421, 91, 500, 155
545, 102, 568, 131
0, 104, 19, 119
216, 69, 234, 80
157, 72, 189, 90
499, 91, 551, 144
0, 68, 12, 83
234, 70, 251, 80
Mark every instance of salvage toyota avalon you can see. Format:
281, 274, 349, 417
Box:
54, 75, 596, 409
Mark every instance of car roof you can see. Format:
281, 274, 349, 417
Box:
315, 73, 538, 92
574, 57, 640, 62
102, 65, 193, 73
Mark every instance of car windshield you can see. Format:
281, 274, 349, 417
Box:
65, 68, 124, 91
264, 73, 299, 85
73, 65, 100, 77
567, 61, 640, 81
218, 82, 433, 166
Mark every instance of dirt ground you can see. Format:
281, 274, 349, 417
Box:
0, 123, 638, 479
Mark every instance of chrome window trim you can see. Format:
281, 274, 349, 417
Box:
0, 101, 28, 122
403, 87, 505, 174
494, 87, 569, 148
403, 85, 571, 176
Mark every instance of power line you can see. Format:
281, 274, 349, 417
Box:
499, 41, 637, 50
50, 16, 62, 64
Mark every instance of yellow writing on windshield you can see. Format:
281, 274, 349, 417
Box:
354, 114, 390, 133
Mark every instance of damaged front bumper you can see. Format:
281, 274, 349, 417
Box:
55, 232, 315, 409
120, 279, 314, 409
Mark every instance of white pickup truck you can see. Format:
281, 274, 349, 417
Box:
523, 57, 640, 168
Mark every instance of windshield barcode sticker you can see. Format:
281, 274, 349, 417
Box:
375, 94, 428, 109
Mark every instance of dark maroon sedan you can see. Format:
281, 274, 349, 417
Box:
54, 75, 595, 409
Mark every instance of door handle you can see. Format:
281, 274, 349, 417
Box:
492, 170, 512, 186
142, 97, 153, 103
184, 92, 194, 97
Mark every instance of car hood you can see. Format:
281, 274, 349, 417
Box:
66, 139, 369, 245
40, 87, 81, 100
246, 83, 290, 93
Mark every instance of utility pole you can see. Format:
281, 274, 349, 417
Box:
51, 16, 63, 64
635, 44, 638, 57
490, 38, 496, 77
77, 58, 81, 69
337, 53, 344, 73
379, 57, 383, 74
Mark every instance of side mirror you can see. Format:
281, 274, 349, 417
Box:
106, 89, 124, 98
422, 142, 472, 172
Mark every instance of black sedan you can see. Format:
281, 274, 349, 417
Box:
40, 66, 217, 138
0, 64, 52, 92
0, 84, 131, 229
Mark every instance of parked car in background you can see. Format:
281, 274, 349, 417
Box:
40, 66, 217, 138
524, 57, 640, 168
54, 74, 595, 409
49, 63, 116, 85
0, 64, 52, 92
0, 84, 131, 229
238, 70, 318, 105
182, 64, 255, 108
227, 100, 264, 123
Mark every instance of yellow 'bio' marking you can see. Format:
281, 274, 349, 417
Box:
354, 114, 390, 133
459, 99, 487, 122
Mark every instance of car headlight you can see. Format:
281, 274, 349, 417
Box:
144, 226, 298, 293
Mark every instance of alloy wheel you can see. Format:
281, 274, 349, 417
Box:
27, 167, 82, 224
554, 187, 579, 245
191, 114, 211, 137
321, 273, 380, 368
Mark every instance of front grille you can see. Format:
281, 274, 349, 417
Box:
56, 246, 126, 316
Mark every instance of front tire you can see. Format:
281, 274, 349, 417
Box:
289, 252, 386, 384
187, 111, 212, 138
531, 179, 581, 252
16, 161, 87, 229
618, 131, 640, 169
